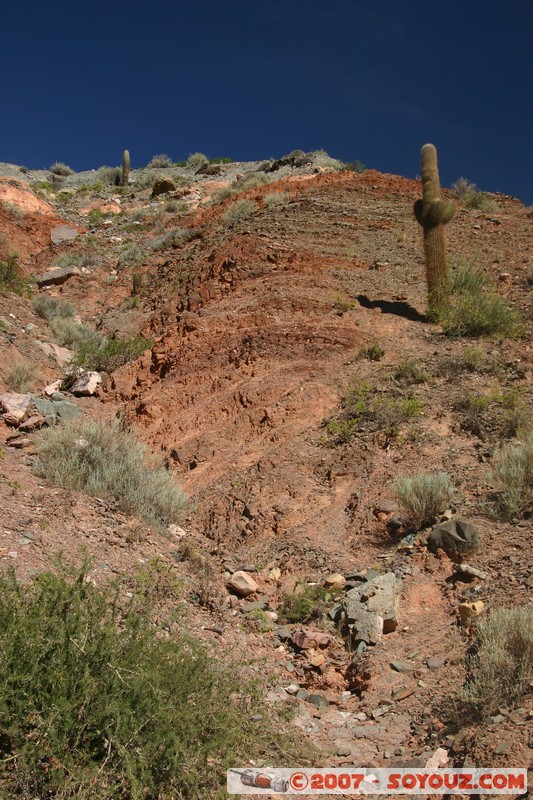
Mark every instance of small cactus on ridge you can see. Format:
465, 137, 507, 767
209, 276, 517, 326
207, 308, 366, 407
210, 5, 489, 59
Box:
121, 149, 130, 187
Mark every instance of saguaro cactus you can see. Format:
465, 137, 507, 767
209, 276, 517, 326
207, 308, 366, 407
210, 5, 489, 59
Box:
414, 144, 455, 318
121, 149, 130, 187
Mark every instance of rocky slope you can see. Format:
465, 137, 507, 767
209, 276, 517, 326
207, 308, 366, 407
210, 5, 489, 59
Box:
0, 153, 531, 779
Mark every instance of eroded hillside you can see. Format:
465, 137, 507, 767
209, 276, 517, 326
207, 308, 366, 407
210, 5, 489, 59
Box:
0, 153, 531, 784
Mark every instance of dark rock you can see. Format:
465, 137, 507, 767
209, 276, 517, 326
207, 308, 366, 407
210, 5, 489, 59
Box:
387, 514, 405, 530
308, 693, 329, 711
428, 518, 480, 560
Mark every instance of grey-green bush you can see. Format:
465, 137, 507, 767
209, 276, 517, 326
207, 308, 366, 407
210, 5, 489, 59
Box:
395, 472, 452, 530
36, 418, 187, 528
492, 431, 533, 519
463, 605, 533, 718
221, 199, 258, 225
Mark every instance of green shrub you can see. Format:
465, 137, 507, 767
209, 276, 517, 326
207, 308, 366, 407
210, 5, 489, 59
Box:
359, 341, 385, 361
339, 160, 366, 173
75, 334, 152, 373
438, 260, 524, 338
32, 180, 54, 194
49, 161, 75, 176
463, 605, 533, 719
392, 358, 430, 385
279, 583, 338, 624
221, 199, 258, 225
395, 472, 452, 530
186, 152, 209, 171
147, 153, 173, 168
208, 156, 233, 164
213, 173, 270, 203
0, 563, 302, 798
36, 418, 187, 528
0, 255, 26, 294
492, 432, 533, 519
455, 387, 526, 441
326, 382, 421, 445
4, 359, 39, 393
88, 208, 110, 226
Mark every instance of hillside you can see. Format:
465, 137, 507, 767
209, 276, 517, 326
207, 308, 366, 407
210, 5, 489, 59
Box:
0, 151, 531, 794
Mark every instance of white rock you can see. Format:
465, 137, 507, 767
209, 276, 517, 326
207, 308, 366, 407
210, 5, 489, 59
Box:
227, 570, 258, 597
0, 392, 31, 424
70, 371, 101, 396
43, 380, 62, 396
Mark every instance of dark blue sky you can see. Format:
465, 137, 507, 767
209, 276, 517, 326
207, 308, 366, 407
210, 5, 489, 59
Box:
1, 0, 531, 203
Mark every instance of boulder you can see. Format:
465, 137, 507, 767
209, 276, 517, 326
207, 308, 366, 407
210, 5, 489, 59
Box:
342, 571, 401, 645
36, 341, 74, 367
227, 570, 258, 597
428, 518, 480, 560
151, 177, 176, 197
70, 371, 101, 396
0, 392, 31, 425
324, 572, 346, 591
18, 414, 46, 431
457, 601, 484, 626
50, 225, 79, 245
35, 266, 81, 287
291, 629, 332, 650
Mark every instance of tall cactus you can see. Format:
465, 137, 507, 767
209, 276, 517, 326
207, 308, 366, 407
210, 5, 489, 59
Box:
414, 144, 455, 318
121, 149, 130, 187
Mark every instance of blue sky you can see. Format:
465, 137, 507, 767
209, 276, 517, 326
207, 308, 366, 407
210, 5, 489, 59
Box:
1, 0, 531, 203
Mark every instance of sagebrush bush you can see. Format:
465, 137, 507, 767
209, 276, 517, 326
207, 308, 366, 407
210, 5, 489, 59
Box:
395, 472, 452, 530
49, 316, 104, 351
264, 191, 290, 207
451, 176, 478, 197
49, 162, 75, 176
0, 564, 303, 798
186, 152, 209, 171
213, 173, 270, 203
117, 243, 145, 269
36, 418, 187, 527
438, 260, 524, 338
463, 605, 533, 718
1, 201, 26, 221
221, 199, 258, 225
33, 294, 75, 321
147, 153, 173, 168
5, 360, 39, 393
492, 431, 533, 519
75, 333, 152, 372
